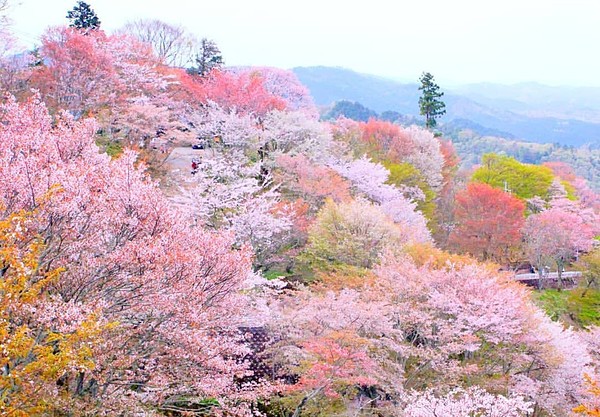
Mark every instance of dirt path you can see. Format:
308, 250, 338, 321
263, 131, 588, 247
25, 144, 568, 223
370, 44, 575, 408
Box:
164, 146, 205, 174
159, 146, 206, 196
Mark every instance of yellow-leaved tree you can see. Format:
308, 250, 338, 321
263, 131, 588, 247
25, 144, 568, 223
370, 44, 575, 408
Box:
574, 374, 600, 416
0, 208, 110, 416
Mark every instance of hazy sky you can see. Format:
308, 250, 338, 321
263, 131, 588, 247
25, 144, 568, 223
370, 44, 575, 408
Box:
7, 0, 600, 86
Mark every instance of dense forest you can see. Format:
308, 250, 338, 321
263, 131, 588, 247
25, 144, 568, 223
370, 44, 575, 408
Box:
0, 2, 599, 416
318, 99, 600, 191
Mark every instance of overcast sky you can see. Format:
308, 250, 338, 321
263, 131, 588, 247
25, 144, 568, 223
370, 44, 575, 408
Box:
7, 0, 600, 87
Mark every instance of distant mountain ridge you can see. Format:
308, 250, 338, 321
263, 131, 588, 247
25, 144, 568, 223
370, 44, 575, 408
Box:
293, 66, 600, 147
452, 82, 600, 122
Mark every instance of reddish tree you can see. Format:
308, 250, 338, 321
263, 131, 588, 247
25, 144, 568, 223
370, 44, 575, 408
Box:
276, 154, 352, 205
245, 67, 317, 114
165, 68, 290, 117
360, 118, 414, 161
198, 70, 286, 116
449, 183, 525, 264
288, 331, 376, 416
31, 27, 121, 114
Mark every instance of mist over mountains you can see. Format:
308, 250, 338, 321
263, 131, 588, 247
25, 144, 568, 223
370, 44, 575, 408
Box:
293, 66, 600, 147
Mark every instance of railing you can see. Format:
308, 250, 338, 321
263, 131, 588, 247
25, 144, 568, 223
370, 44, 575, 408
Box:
513, 271, 582, 289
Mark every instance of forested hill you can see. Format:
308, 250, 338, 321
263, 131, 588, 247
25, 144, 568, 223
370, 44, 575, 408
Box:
1, 4, 600, 416
293, 66, 600, 147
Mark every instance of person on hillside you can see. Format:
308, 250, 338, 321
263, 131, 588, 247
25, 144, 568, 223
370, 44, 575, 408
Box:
191, 158, 199, 175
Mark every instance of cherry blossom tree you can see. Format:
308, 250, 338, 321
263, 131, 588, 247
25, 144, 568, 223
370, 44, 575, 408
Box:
32, 26, 120, 114
376, 254, 592, 415
288, 331, 377, 416
276, 154, 351, 206
548, 177, 570, 200
572, 176, 600, 213
543, 161, 578, 183
0, 208, 110, 414
524, 206, 595, 285
247, 67, 317, 115
261, 109, 333, 160
344, 119, 444, 192
549, 196, 600, 235
0, 95, 265, 415
265, 284, 396, 415
329, 156, 431, 243
173, 149, 292, 269
402, 125, 444, 192
191, 101, 262, 148
267, 250, 592, 415
544, 161, 600, 212
403, 388, 533, 417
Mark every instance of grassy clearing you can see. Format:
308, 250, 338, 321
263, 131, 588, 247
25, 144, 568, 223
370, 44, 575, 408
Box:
534, 288, 600, 328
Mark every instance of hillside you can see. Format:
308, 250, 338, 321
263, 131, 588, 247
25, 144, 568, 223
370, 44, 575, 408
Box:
293, 66, 600, 147
1, 10, 600, 417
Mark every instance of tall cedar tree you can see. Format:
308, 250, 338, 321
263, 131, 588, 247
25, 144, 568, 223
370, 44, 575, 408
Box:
66, 1, 101, 30
418, 71, 446, 129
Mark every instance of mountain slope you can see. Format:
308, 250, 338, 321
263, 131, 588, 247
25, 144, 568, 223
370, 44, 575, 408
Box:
293, 66, 600, 147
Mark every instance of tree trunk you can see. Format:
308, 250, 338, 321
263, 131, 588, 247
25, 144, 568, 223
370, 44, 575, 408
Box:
292, 387, 323, 417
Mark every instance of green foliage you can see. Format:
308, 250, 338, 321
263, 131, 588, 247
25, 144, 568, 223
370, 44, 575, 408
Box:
189, 38, 223, 77
262, 392, 347, 417
262, 269, 294, 281
535, 288, 600, 328
472, 153, 555, 199
384, 161, 437, 225
322, 100, 378, 122
418, 72, 446, 129
562, 180, 577, 200
66, 1, 101, 30
301, 199, 404, 270
95, 136, 123, 158
385, 161, 420, 186
576, 248, 600, 293
444, 131, 600, 191
534, 290, 569, 322
104, 141, 123, 158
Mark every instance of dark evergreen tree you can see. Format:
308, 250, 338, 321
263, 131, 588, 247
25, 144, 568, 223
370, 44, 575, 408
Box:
190, 38, 223, 77
66, 1, 101, 30
418, 72, 446, 129
323, 100, 378, 122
